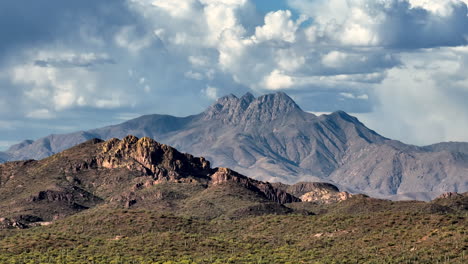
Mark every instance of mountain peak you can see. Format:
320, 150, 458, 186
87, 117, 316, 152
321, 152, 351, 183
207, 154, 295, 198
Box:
218, 93, 238, 102
255, 92, 301, 110
204, 92, 303, 124
240, 92, 255, 102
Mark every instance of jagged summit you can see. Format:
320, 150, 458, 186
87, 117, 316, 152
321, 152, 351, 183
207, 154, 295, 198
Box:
204, 91, 303, 124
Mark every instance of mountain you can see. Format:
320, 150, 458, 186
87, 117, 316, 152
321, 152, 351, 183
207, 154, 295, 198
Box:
0, 151, 11, 163
1, 92, 467, 200
0, 136, 303, 228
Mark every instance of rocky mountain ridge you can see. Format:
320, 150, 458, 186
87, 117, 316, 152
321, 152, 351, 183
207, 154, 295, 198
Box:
0, 136, 304, 228
1, 92, 467, 200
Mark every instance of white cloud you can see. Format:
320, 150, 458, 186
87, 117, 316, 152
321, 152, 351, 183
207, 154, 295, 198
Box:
322, 51, 349, 68
189, 56, 210, 67
8, 50, 132, 112
203, 1, 245, 45
26, 109, 55, 119
308, 111, 332, 116
2, 0, 468, 146
291, 0, 468, 48
152, 0, 198, 18
340, 92, 369, 100
202, 85, 219, 99
254, 10, 303, 43
276, 49, 306, 71
263, 70, 295, 90
185, 71, 204, 80
363, 47, 468, 145
115, 26, 154, 53
33, 52, 113, 68
408, 0, 468, 16
95, 98, 123, 109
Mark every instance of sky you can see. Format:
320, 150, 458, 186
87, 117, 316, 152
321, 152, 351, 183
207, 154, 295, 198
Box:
1, 0, 468, 150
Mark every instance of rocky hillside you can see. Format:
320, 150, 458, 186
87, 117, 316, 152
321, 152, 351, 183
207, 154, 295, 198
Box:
2, 92, 467, 200
0, 137, 466, 263
0, 136, 302, 228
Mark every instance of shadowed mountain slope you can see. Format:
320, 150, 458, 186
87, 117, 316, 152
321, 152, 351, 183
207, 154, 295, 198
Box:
2, 92, 467, 200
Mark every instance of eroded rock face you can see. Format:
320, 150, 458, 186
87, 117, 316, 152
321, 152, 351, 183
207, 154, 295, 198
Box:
65, 136, 298, 205
436, 192, 463, 199
203, 92, 302, 125
272, 182, 353, 204
211, 167, 300, 204
300, 190, 353, 204
98, 136, 211, 182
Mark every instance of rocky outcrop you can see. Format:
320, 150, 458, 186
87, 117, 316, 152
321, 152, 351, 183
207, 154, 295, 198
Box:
1, 135, 306, 225
436, 192, 464, 199
55, 136, 297, 205
300, 190, 353, 204
98, 136, 211, 181
273, 182, 353, 204
0, 218, 27, 229
432, 192, 468, 211
0, 215, 44, 229
211, 167, 300, 204
27, 186, 101, 206
95, 136, 297, 204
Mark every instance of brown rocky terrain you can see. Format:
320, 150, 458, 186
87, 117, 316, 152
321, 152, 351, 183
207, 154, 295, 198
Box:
0, 134, 466, 264
0, 136, 301, 228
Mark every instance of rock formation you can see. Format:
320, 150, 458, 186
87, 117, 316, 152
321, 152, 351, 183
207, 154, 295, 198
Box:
0, 136, 299, 228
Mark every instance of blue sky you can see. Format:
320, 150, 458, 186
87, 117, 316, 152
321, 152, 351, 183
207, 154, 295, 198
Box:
1, 0, 468, 150
254, 0, 290, 13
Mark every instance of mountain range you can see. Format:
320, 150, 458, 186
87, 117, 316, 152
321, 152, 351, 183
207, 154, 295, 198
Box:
1, 135, 466, 263
2, 135, 359, 228
1, 92, 467, 200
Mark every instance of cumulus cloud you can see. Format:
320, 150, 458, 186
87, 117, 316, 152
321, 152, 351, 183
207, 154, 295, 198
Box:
360, 46, 468, 144
254, 10, 304, 43
263, 70, 295, 90
291, 0, 468, 48
1, 0, 468, 146
202, 85, 219, 100
8, 50, 132, 112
